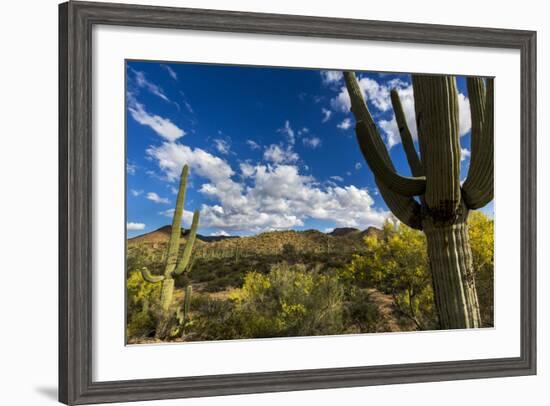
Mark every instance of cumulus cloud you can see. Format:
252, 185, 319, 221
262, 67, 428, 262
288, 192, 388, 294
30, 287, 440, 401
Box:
148, 142, 389, 233
331, 76, 399, 113
128, 100, 185, 142
330, 176, 344, 182
146, 192, 170, 204
263, 144, 299, 164
337, 118, 352, 130
330, 77, 471, 149
194, 164, 388, 232
130, 189, 143, 197
320, 70, 343, 86
127, 222, 146, 231
379, 87, 470, 148
457, 92, 472, 136
302, 137, 321, 149
211, 230, 230, 237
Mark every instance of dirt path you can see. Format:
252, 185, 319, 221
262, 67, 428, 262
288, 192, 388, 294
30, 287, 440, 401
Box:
366, 288, 416, 332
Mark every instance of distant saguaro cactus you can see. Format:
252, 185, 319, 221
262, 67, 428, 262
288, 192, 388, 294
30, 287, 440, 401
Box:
140, 164, 200, 337
344, 72, 493, 329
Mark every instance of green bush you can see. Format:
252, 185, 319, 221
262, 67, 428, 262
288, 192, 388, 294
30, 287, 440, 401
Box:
468, 211, 494, 327
343, 287, 384, 333
229, 263, 344, 338
126, 270, 161, 340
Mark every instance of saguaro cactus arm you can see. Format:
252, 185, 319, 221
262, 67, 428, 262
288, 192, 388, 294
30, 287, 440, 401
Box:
462, 78, 494, 209
344, 71, 423, 229
355, 121, 426, 196
174, 210, 200, 275
344, 72, 426, 196
465, 77, 486, 174
164, 165, 189, 277
140, 267, 165, 283
390, 89, 424, 177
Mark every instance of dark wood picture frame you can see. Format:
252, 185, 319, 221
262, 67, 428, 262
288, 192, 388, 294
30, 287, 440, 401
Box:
59, 1, 537, 404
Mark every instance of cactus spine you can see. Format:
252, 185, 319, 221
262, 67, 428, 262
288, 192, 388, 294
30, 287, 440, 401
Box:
344, 72, 493, 329
140, 164, 200, 337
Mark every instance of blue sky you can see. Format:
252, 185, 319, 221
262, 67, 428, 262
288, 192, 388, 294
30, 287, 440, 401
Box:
125, 61, 493, 237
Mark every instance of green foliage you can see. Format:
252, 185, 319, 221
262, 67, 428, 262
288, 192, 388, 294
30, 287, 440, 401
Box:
343, 287, 385, 333
126, 271, 161, 339
228, 263, 344, 338
340, 220, 436, 329
468, 211, 494, 326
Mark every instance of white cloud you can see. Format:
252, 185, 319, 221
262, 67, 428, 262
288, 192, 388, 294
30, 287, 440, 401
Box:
330, 77, 470, 149
460, 147, 471, 162
126, 163, 137, 175
321, 108, 332, 123
337, 118, 352, 130
130, 189, 143, 197
240, 162, 256, 178
214, 138, 230, 155
263, 144, 299, 164
132, 70, 170, 102
246, 139, 260, 150
355, 162, 362, 170
330, 176, 344, 182
194, 164, 388, 232
302, 137, 321, 149
331, 76, 396, 113
127, 222, 146, 231
378, 117, 400, 149
161, 64, 178, 80
146, 192, 170, 204
320, 70, 343, 86
278, 120, 295, 145
210, 230, 230, 237
149, 141, 389, 233
457, 92, 472, 136
128, 100, 185, 141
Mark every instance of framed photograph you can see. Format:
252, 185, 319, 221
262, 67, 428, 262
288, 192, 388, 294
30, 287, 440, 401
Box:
59, 1, 536, 404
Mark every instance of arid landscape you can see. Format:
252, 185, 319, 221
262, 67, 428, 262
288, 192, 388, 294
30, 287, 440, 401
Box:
126, 212, 493, 343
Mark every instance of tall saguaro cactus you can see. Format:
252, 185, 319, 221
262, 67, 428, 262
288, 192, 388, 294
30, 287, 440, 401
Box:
140, 164, 200, 337
344, 72, 493, 329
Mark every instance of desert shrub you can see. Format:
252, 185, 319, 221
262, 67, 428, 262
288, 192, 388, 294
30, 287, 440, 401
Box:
339, 221, 436, 330
191, 296, 243, 340
126, 270, 162, 339
468, 211, 495, 326
281, 243, 297, 258
229, 263, 345, 338
343, 287, 384, 333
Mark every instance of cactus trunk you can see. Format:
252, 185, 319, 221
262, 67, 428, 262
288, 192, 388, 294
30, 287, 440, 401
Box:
424, 220, 481, 329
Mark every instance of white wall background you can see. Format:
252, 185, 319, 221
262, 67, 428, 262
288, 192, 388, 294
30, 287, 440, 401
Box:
0, 0, 546, 405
